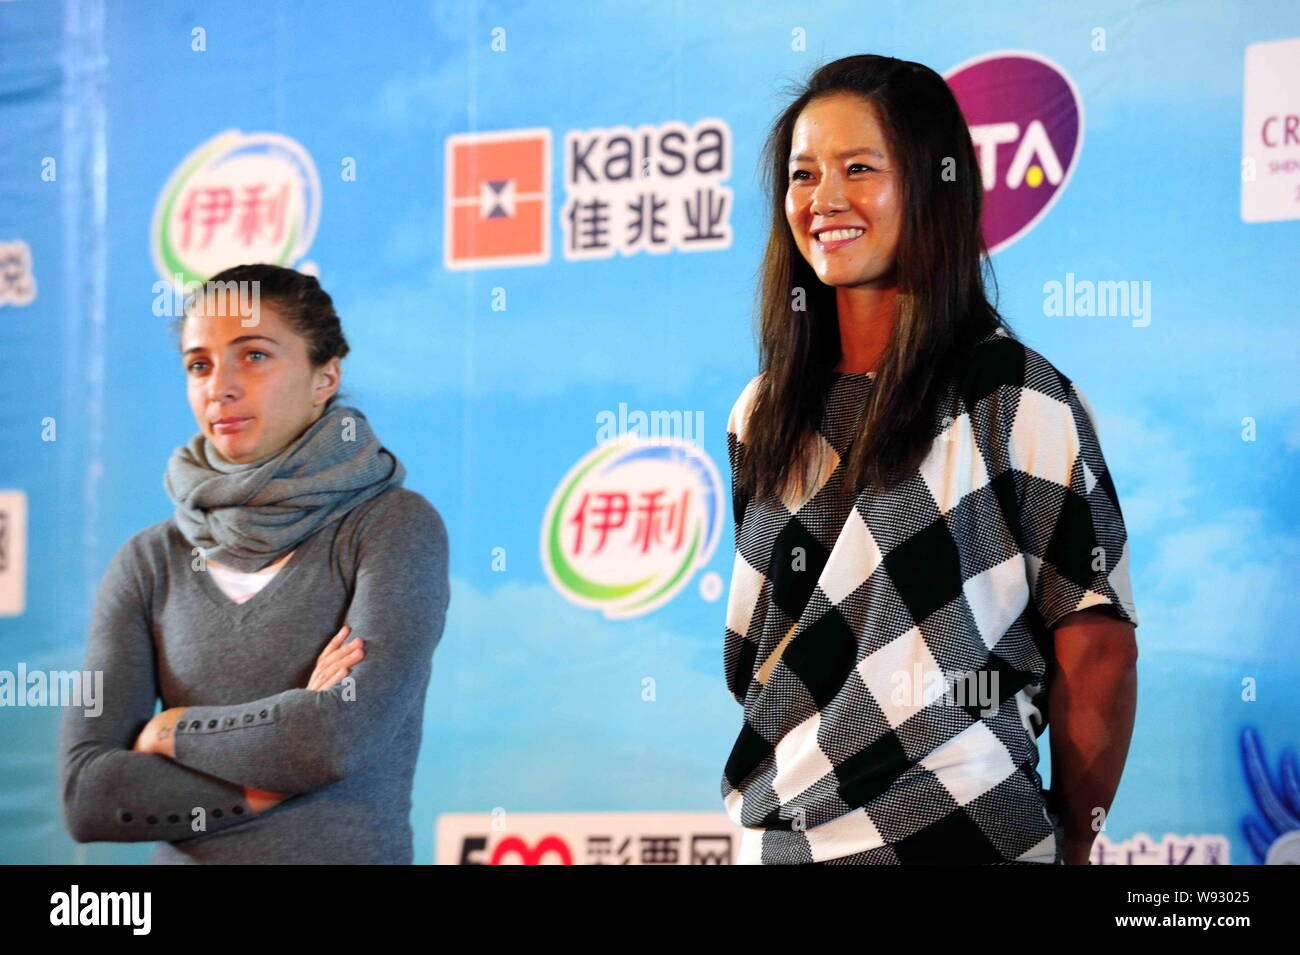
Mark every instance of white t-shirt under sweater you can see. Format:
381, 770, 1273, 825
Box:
206, 550, 296, 604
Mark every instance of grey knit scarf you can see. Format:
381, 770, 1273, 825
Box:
164, 403, 406, 572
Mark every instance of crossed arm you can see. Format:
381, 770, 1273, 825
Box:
60, 495, 450, 843
131, 626, 364, 811
1047, 606, 1139, 865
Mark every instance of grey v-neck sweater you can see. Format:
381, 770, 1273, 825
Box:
57, 486, 450, 864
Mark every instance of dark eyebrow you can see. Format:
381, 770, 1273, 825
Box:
789, 147, 886, 164
183, 335, 281, 358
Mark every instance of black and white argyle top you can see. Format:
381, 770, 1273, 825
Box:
721, 327, 1139, 864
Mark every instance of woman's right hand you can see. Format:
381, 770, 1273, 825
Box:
306, 624, 365, 692
244, 786, 287, 814
242, 626, 365, 814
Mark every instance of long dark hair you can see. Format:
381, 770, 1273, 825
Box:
172, 263, 351, 410
740, 54, 1017, 500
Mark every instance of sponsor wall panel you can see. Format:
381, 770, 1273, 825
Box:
0, 1, 1297, 865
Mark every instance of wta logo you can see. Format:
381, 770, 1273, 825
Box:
541, 438, 723, 619
151, 130, 322, 287
945, 51, 1084, 255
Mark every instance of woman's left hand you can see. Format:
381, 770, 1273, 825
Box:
131, 706, 189, 758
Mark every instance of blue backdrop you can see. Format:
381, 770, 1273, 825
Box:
2, 0, 1297, 864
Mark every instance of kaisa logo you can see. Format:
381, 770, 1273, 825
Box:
561, 118, 732, 259
945, 51, 1084, 255
541, 438, 723, 619
151, 130, 322, 287
444, 128, 551, 269
443, 118, 732, 268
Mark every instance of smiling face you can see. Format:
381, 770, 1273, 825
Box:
785, 91, 903, 289
181, 290, 339, 465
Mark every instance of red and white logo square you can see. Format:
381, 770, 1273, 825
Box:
444, 128, 551, 269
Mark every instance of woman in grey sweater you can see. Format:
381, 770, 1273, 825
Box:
58, 264, 450, 863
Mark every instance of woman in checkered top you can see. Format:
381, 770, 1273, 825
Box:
720, 55, 1139, 865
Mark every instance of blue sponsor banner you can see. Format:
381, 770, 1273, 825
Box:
1, 0, 1297, 865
